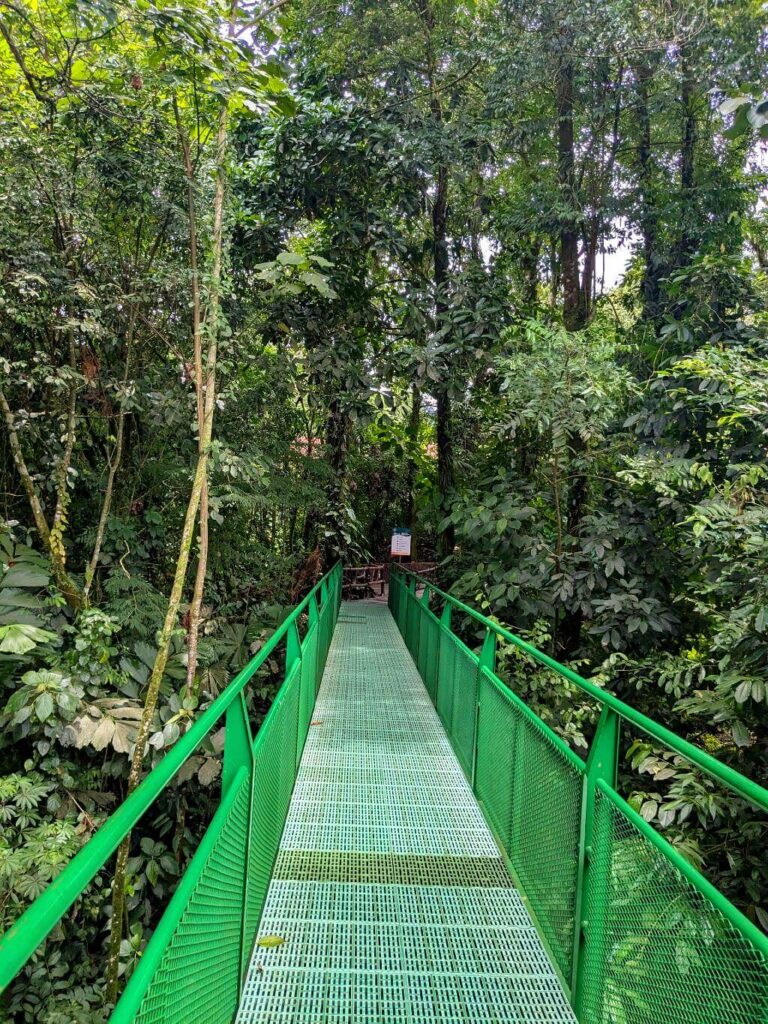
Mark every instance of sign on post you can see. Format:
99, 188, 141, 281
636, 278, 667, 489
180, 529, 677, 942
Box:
390, 527, 412, 558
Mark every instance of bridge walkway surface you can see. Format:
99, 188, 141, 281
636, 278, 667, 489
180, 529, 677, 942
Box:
235, 600, 576, 1023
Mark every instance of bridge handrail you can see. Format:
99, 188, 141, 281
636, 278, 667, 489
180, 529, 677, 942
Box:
394, 565, 768, 814
391, 565, 768, 1018
0, 562, 343, 997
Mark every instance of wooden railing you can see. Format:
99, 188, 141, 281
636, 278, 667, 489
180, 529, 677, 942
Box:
343, 564, 385, 598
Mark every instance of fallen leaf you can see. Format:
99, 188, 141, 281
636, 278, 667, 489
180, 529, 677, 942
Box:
311, 720, 323, 726
256, 935, 285, 949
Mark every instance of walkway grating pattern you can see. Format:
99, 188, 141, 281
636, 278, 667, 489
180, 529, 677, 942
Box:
236, 601, 577, 1023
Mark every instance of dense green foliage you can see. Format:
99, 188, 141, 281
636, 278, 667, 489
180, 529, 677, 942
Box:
0, 0, 767, 1018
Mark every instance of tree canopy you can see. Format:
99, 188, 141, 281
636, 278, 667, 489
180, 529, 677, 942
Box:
1, 0, 767, 1018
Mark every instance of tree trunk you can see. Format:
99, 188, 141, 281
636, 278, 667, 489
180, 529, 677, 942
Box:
521, 236, 540, 312
418, 0, 455, 558
554, 32, 587, 654
556, 46, 586, 332
676, 47, 697, 267
321, 396, 350, 563
185, 482, 208, 697
176, 103, 209, 700
0, 387, 83, 609
85, 308, 136, 602
580, 221, 598, 321
432, 153, 454, 556
404, 383, 421, 560
635, 61, 662, 321
105, 97, 230, 1003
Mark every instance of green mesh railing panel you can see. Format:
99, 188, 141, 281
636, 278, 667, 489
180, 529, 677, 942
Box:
318, 601, 333, 679
242, 659, 302, 977
297, 624, 318, 763
475, 670, 583, 981
416, 606, 440, 702
395, 579, 407, 634
134, 768, 251, 1024
405, 589, 421, 660
580, 786, 768, 1024
388, 567, 768, 1022
436, 625, 456, 732
450, 640, 480, 779
435, 631, 479, 780
388, 571, 400, 621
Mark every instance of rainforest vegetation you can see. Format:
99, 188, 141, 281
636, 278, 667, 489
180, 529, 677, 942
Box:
0, 0, 767, 1019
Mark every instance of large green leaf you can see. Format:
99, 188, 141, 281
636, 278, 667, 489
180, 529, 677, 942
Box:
0, 624, 56, 655
1, 567, 50, 589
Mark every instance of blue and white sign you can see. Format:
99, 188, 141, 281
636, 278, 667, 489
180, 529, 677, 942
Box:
390, 527, 412, 557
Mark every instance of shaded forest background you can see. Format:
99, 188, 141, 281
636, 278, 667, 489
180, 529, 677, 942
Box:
0, 0, 767, 1019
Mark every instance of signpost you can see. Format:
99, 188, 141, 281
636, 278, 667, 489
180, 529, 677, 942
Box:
390, 527, 412, 560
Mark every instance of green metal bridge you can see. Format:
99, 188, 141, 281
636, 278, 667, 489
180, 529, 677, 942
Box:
2, 563, 768, 1022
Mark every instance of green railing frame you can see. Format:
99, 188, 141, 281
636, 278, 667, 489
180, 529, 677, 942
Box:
0, 562, 343, 1016
389, 565, 768, 1019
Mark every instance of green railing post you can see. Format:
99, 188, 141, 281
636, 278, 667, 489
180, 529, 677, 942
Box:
478, 627, 497, 673
286, 617, 301, 673
572, 705, 620, 1014
222, 692, 254, 796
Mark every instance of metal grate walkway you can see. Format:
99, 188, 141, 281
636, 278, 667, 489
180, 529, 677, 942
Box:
236, 601, 577, 1023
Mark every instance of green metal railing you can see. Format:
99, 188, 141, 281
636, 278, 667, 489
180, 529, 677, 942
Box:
3, 559, 768, 1024
0, 563, 342, 1024
389, 565, 768, 1024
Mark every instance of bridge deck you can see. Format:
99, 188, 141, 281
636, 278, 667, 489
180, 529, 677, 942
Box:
236, 601, 576, 1023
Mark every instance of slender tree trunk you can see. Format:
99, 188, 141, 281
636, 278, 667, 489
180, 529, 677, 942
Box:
556, 43, 586, 332
404, 383, 421, 560
0, 388, 53, 550
105, 97, 230, 1003
50, 328, 77, 547
432, 161, 455, 556
635, 61, 661, 321
85, 309, 136, 601
676, 47, 697, 267
0, 387, 83, 609
751, 237, 768, 271
521, 236, 540, 311
554, 30, 587, 653
417, 0, 454, 558
580, 221, 599, 321
321, 396, 350, 563
185, 485, 208, 696
104, 434, 211, 1000
176, 104, 209, 699
287, 507, 298, 553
